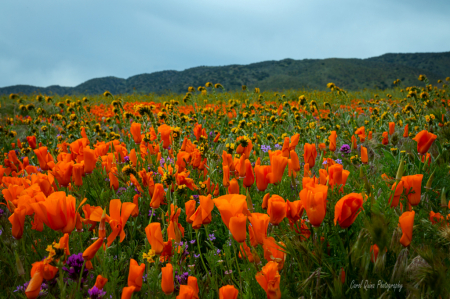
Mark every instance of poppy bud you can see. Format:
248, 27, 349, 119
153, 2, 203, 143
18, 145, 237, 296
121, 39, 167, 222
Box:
161, 263, 174, 295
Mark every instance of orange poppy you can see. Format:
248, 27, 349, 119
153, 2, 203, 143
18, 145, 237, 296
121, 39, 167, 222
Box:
27, 135, 37, 149
190, 194, 214, 229
249, 213, 270, 245
219, 285, 239, 299
300, 189, 326, 227
25, 271, 44, 299
213, 194, 248, 229
334, 193, 363, 228
145, 223, 164, 254
412, 130, 437, 154
382, 132, 389, 145
130, 122, 142, 144
161, 263, 174, 295
158, 124, 172, 149
303, 143, 317, 168
361, 146, 368, 164
255, 261, 281, 299
389, 181, 404, 208
328, 131, 337, 152
128, 259, 145, 291
267, 151, 288, 184
389, 122, 395, 135
263, 237, 286, 270
399, 210, 415, 247
150, 183, 165, 209
82, 238, 104, 270
401, 174, 423, 206
106, 199, 136, 247
403, 124, 409, 138
267, 195, 286, 225
94, 274, 108, 290
229, 213, 247, 243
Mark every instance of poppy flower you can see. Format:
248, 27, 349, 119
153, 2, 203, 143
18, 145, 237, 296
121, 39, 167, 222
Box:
213, 194, 248, 229
255, 165, 271, 191
399, 210, 415, 247
130, 122, 142, 144
84, 147, 96, 174
106, 199, 136, 247
370, 244, 379, 263
412, 130, 437, 154
219, 285, 239, 299
52, 161, 74, 187
255, 261, 281, 299
351, 135, 357, 150
267, 151, 288, 184
281, 137, 290, 157
334, 193, 363, 228
187, 276, 199, 299
177, 285, 196, 299
121, 286, 136, 299
328, 131, 337, 152
361, 146, 368, 164
389, 122, 395, 135
429, 211, 444, 224
94, 275, 108, 290
128, 259, 145, 291
158, 124, 172, 149
267, 195, 286, 225
389, 181, 404, 208
25, 271, 44, 299
34, 147, 55, 171
150, 183, 166, 209
83, 238, 104, 270
401, 174, 423, 206
30, 261, 58, 281
355, 126, 366, 142
303, 143, 317, 168
161, 263, 174, 295
185, 200, 196, 224
27, 135, 37, 149
263, 237, 286, 270
228, 178, 240, 194
145, 223, 164, 254
72, 163, 83, 186
249, 213, 270, 245
382, 132, 389, 145
243, 159, 255, 188
30, 191, 78, 233
8, 206, 26, 239
229, 213, 247, 243
190, 194, 214, 229
403, 124, 409, 138
286, 199, 304, 226
300, 189, 326, 227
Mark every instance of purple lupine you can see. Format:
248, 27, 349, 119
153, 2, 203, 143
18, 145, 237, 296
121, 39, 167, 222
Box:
340, 144, 351, 154
88, 286, 107, 299
63, 253, 88, 281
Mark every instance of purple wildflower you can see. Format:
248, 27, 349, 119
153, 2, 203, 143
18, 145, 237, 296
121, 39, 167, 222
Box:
340, 144, 351, 154
62, 253, 88, 281
261, 145, 271, 153
88, 286, 107, 299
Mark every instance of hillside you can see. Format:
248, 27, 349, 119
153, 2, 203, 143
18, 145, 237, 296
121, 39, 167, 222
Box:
1, 51, 449, 96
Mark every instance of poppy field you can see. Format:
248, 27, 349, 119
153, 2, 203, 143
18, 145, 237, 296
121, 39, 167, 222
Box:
1, 77, 450, 298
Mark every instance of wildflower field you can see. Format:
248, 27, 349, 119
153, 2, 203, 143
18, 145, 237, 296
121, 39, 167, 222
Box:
1, 77, 450, 299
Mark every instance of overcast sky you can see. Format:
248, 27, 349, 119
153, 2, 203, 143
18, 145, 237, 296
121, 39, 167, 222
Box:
1, 0, 450, 88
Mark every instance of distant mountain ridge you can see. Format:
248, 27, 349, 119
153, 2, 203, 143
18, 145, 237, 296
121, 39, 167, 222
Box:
1, 51, 449, 96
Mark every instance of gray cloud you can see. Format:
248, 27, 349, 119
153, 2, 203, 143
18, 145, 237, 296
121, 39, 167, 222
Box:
1, 0, 449, 87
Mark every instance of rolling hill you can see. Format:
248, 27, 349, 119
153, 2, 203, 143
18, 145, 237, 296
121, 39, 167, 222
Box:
1, 51, 449, 96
